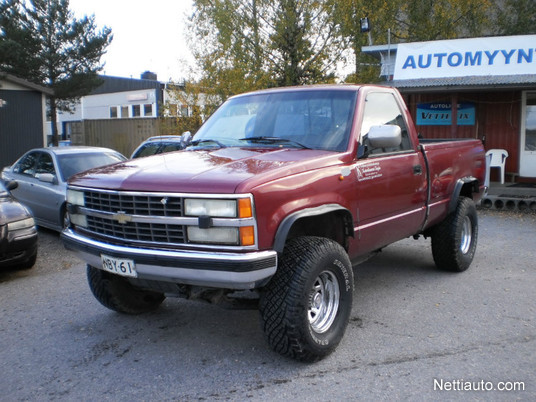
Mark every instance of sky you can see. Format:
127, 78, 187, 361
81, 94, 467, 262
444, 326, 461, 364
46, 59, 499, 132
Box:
68, 0, 195, 83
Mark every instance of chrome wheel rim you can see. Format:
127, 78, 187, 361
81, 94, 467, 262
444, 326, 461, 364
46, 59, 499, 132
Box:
308, 271, 340, 334
460, 216, 472, 254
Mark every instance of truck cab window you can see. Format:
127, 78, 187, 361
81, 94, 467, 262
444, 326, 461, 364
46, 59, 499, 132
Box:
361, 92, 412, 155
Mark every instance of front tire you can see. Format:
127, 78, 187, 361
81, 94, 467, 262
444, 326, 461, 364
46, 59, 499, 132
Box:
87, 265, 165, 314
259, 237, 354, 362
431, 197, 478, 272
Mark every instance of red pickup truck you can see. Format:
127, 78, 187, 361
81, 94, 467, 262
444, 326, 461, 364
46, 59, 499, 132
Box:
62, 85, 486, 362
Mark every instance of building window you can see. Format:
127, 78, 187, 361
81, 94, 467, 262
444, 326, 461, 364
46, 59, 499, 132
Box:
132, 104, 141, 117
180, 105, 189, 117
121, 106, 129, 118
144, 104, 153, 116
110, 106, 118, 118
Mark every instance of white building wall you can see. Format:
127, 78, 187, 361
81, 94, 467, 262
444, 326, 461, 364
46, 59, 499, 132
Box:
51, 88, 159, 137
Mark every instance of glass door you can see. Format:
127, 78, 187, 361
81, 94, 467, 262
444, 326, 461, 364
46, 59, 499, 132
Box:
520, 92, 536, 177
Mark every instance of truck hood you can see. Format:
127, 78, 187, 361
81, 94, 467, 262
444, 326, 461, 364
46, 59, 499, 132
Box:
69, 147, 344, 193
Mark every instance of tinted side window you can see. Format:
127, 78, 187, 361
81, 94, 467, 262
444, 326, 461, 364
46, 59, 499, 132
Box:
133, 143, 161, 158
35, 153, 55, 175
361, 92, 412, 154
13, 152, 38, 176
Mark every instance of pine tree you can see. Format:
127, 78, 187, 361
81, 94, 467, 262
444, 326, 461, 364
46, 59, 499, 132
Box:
0, 0, 112, 146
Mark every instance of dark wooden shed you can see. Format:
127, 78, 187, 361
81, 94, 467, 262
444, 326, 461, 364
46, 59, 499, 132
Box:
0, 74, 53, 168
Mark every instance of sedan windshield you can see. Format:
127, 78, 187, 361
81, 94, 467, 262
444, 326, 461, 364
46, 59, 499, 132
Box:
193, 89, 357, 152
57, 152, 125, 181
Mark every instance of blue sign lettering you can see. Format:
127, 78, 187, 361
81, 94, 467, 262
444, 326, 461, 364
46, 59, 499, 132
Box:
418, 54, 432, 68
434, 53, 448, 67
518, 48, 533, 63
465, 51, 482, 66
484, 50, 499, 64
448, 52, 463, 67
402, 55, 416, 69
416, 103, 475, 126
501, 49, 516, 64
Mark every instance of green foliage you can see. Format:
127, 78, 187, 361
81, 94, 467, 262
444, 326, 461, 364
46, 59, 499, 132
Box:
189, 0, 344, 100
0, 0, 112, 145
495, 0, 536, 35
160, 80, 216, 135
396, 0, 493, 41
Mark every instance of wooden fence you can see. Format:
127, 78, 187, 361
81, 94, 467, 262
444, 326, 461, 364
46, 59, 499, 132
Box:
70, 117, 201, 157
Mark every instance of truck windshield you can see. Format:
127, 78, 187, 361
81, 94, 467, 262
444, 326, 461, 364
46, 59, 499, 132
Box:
192, 89, 357, 152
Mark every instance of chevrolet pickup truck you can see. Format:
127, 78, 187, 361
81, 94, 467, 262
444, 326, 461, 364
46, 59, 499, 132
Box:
62, 85, 486, 362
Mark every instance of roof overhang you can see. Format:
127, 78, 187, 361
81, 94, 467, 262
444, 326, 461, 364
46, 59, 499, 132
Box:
384, 74, 536, 93
0, 73, 53, 95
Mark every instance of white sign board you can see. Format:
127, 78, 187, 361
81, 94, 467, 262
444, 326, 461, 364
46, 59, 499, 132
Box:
394, 35, 536, 80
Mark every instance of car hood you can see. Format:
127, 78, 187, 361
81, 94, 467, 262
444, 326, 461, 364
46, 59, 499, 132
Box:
69, 147, 344, 193
0, 196, 32, 223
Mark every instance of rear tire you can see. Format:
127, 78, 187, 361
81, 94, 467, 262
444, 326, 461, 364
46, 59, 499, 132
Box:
87, 265, 165, 314
259, 236, 353, 362
431, 197, 478, 272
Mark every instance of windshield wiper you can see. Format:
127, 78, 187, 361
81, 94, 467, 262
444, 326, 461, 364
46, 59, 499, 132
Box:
239, 136, 310, 149
188, 139, 226, 148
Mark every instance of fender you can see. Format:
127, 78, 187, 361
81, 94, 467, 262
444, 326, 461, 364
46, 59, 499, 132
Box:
273, 204, 354, 253
449, 177, 479, 213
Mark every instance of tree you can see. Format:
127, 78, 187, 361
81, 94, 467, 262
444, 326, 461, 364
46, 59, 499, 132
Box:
395, 0, 493, 41
335, 0, 494, 83
189, 0, 344, 101
495, 0, 536, 35
0, 0, 112, 146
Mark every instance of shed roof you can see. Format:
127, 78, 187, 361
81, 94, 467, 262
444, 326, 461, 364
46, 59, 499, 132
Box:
386, 74, 536, 93
0, 73, 54, 95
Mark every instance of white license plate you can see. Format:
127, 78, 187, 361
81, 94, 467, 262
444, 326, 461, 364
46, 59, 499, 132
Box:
100, 254, 137, 278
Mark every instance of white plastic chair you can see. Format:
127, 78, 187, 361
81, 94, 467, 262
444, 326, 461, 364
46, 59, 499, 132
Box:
485, 149, 509, 185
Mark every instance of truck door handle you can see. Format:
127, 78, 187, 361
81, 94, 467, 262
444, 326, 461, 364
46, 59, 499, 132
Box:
413, 165, 423, 175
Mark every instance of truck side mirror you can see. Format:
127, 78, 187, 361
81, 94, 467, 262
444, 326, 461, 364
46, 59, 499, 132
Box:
368, 125, 402, 149
181, 131, 193, 147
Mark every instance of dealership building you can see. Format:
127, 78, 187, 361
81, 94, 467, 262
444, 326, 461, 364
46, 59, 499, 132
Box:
363, 34, 536, 183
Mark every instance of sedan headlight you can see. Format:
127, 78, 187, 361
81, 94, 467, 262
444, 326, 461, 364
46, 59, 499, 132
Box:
7, 217, 35, 231
67, 189, 85, 206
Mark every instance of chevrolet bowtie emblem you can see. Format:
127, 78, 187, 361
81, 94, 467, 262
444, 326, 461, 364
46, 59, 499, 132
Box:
112, 211, 132, 224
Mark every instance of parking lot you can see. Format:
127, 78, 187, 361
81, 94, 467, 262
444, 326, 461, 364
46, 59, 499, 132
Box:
1, 210, 534, 400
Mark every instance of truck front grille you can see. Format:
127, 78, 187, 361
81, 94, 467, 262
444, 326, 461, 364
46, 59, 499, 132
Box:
81, 189, 187, 245
85, 191, 183, 216
86, 216, 186, 244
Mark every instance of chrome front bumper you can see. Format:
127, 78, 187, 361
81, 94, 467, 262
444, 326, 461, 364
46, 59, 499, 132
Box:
61, 229, 277, 289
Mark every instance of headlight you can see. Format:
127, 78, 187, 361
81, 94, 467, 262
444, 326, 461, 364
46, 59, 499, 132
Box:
185, 199, 237, 217
67, 189, 85, 206
187, 227, 239, 244
7, 217, 35, 231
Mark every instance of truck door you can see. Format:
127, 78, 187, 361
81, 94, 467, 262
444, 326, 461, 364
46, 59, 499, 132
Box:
353, 90, 427, 253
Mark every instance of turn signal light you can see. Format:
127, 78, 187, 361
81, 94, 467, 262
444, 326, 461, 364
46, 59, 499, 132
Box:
238, 198, 252, 218
240, 226, 255, 246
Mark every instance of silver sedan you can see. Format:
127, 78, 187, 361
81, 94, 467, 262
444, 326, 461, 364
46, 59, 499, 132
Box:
1, 146, 126, 231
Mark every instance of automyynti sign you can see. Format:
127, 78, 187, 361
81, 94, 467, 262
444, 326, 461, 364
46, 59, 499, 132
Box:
394, 35, 536, 80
